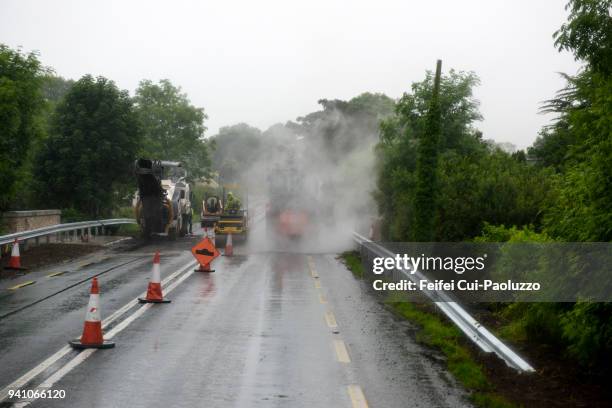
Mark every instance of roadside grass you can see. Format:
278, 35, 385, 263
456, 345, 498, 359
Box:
339, 251, 517, 408
339, 251, 364, 278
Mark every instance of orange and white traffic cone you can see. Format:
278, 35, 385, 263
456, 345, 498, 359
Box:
138, 251, 171, 303
224, 233, 233, 257
69, 277, 115, 349
5, 239, 27, 270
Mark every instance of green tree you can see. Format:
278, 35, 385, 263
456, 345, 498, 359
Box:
437, 149, 551, 240
375, 69, 483, 241
554, 0, 612, 75
296, 92, 395, 161
0, 45, 45, 210
11, 75, 76, 210
134, 79, 210, 180
34, 75, 141, 217
210, 123, 263, 182
537, 0, 612, 241
41, 75, 74, 105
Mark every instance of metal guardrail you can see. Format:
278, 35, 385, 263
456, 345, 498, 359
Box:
0, 218, 137, 246
352, 231, 535, 373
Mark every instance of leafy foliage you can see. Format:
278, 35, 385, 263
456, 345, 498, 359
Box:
437, 150, 551, 240
134, 79, 211, 180
554, 0, 612, 75
0, 45, 46, 210
296, 92, 395, 160
375, 69, 506, 241
34, 75, 141, 217
210, 123, 263, 182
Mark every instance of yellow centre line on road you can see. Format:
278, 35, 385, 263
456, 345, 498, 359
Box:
334, 339, 351, 363
78, 261, 94, 268
307, 257, 368, 408
8, 281, 36, 290
325, 311, 338, 328
347, 385, 369, 408
307, 256, 319, 278
47, 271, 66, 278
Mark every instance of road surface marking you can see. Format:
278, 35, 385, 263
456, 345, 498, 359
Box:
47, 271, 66, 278
307, 256, 319, 277
8, 281, 35, 290
0, 259, 197, 403
314, 280, 321, 289
9, 259, 198, 407
319, 293, 327, 304
78, 261, 94, 268
334, 340, 351, 363
347, 385, 369, 408
325, 311, 338, 328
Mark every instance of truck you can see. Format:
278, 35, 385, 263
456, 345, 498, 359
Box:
133, 158, 192, 240
265, 164, 312, 239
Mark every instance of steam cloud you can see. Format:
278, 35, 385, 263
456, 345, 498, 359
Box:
213, 94, 392, 254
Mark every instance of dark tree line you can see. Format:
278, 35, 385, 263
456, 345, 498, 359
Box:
0, 50, 211, 220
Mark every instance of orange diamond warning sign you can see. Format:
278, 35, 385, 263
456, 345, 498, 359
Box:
191, 237, 220, 267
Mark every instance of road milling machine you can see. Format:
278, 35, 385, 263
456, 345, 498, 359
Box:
133, 159, 192, 239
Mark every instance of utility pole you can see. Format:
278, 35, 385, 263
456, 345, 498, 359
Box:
412, 59, 442, 242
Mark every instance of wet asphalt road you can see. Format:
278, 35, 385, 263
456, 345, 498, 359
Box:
0, 223, 471, 408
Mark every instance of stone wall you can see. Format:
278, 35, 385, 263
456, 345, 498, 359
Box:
2, 210, 61, 233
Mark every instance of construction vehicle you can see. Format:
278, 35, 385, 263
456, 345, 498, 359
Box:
214, 183, 248, 246
265, 164, 312, 239
133, 159, 192, 240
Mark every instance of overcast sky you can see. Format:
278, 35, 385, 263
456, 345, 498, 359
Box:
1, 0, 581, 148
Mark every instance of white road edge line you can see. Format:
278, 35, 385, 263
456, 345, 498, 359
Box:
0, 259, 197, 403
12, 260, 198, 407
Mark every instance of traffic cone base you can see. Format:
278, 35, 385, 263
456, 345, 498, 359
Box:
195, 262, 215, 273
69, 339, 115, 349
4, 264, 27, 271
138, 297, 171, 303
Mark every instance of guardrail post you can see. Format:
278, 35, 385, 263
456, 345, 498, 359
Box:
46, 235, 50, 244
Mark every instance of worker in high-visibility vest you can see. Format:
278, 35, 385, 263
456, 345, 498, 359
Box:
226, 192, 241, 213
